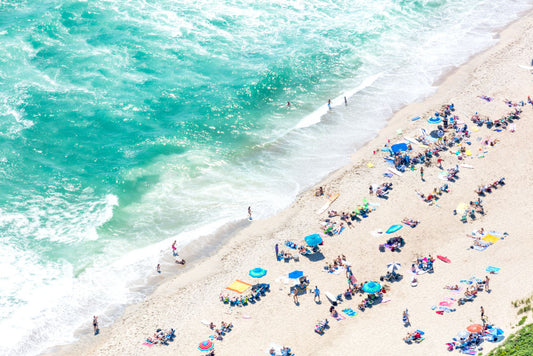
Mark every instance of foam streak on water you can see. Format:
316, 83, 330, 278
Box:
0, 0, 532, 354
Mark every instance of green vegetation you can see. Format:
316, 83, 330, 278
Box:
487, 323, 533, 356
518, 316, 527, 327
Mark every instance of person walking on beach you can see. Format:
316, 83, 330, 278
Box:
344, 96, 347, 106
156, 264, 161, 273
248, 206, 252, 220
93, 316, 99, 335
420, 167, 424, 181
314, 286, 321, 303
291, 288, 298, 303
275, 243, 279, 259
484, 275, 490, 292
327, 99, 331, 110
480, 306, 485, 319
172, 240, 177, 256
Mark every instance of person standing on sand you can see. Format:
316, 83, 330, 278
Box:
314, 286, 321, 303
327, 99, 331, 110
420, 167, 424, 181
93, 316, 99, 335
156, 264, 161, 273
275, 243, 279, 259
485, 276, 490, 292
480, 306, 485, 319
344, 96, 347, 106
248, 206, 252, 220
291, 288, 298, 303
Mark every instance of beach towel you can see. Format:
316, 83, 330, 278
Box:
482, 234, 500, 244
486, 266, 500, 273
342, 308, 357, 317
142, 342, 154, 347
462, 348, 477, 355
334, 314, 346, 321
473, 244, 489, 251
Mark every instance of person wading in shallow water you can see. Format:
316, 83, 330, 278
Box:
93, 316, 99, 335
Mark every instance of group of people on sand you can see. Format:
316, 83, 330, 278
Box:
208, 321, 233, 341
269, 345, 293, 356
145, 328, 175, 345
369, 182, 393, 198
475, 177, 505, 195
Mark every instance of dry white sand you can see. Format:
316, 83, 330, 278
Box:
53, 9, 533, 356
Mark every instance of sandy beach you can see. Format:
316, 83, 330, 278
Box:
53, 9, 533, 356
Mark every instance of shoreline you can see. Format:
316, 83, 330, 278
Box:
50, 8, 533, 356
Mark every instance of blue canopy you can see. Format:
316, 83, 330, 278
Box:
304, 234, 323, 247
249, 268, 267, 278
288, 270, 304, 279
363, 281, 382, 294
391, 143, 408, 154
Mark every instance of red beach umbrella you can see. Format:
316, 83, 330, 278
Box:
198, 340, 214, 351
466, 324, 483, 333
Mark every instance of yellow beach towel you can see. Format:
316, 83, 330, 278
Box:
367, 162, 374, 168
226, 280, 252, 293
482, 234, 500, 244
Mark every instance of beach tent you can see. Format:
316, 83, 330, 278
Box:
482, 234, 500, 244
390, 143, 408, 154
226, 280, 252, 293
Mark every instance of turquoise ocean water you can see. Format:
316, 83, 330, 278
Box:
0, 0, 531, 354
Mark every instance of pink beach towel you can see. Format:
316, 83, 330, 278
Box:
334, 314, 346, 321
142, 342, 154, 347
439, 301, 453, 307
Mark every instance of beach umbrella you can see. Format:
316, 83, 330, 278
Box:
427, 117, 442, 124
304, 234, 323, 247
489, 328, 504, 336
387, 262, 401, 273
391, 143, 408, 154
456, 202, 468, 215
458, 330, 470, 339
467, 324, 484, 333
288, 270, 304, 279
249, 268, 267, 278
198, 340, 214, 351
362, 281, 382, 294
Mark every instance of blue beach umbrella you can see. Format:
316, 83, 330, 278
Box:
304, 234, 323, 247
428, 117, 442, 124
363, 281, 382, 294
249, 268, 267, 278
391, 143, 408, 154
288, 270, 304, 279
489, 328, 504, 336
